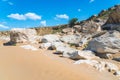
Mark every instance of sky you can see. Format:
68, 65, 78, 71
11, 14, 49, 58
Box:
0, 0, 120, 31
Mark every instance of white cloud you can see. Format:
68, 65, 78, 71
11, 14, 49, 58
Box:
55, 14, 69, 20
8, 2, 14, 5
78, 9, 81, 12
89, 0, 94, 3
7, 13, 26, 20
0, 24, 9, 29
7, 12, 41, 20
40, 20, 46, 26
25, 13, 41, 20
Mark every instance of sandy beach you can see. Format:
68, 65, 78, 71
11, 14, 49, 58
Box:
1, 2, 120, 80
0, 41, 117, 80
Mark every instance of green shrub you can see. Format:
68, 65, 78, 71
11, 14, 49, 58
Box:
69, 18, 78, 28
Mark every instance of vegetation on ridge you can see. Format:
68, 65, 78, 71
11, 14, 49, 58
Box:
69, 18, 78, 28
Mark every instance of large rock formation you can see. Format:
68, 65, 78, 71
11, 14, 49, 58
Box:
86, 31, 120, 54
79, 20, 104, 33
10, 28, 38, 43
105, 6, 120, 24
102, 5, 120, 31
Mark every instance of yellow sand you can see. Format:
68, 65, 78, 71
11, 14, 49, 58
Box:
0, 44, 117, 80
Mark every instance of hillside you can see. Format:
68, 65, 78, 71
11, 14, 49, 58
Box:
1, 4, 120, 80
86, 5, 119, 21
0, 4, 120, 36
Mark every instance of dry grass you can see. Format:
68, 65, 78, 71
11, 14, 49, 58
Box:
35, 27, 53, 35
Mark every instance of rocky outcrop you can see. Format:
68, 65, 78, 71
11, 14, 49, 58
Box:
102, 5, 120, 31
73, 25, 82, 32
86, 31, 120, 54
40, 41, 69, 50
79, 20, 103, 33
76, 32, 106, 49
60, 34, 81, 45
102, 24, 120, 31
78, 34, 92, 48
62, 28, 74, 34
10, 28, 38, 43
40, 34, 63, 49
105, 6, 120, 24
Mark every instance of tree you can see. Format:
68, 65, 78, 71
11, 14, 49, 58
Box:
68, 18, 78, 28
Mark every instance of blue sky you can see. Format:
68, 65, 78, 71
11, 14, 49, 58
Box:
0, 0, 120, 31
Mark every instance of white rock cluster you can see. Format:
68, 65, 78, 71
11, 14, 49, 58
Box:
40, 34, 98, 60
74, 60, 119, 72
8, 28, 120, 77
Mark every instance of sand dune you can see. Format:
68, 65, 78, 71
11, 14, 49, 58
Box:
0, 45, 117, 80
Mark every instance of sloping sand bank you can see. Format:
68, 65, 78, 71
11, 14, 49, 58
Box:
0, 45, 117, 80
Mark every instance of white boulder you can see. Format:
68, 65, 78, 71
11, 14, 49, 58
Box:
40, 42, 52, 49
41, 34, 60, 43
86, 31, 120, 54
55, 46, 76, 54
69, 50, 99, 60
60, 34, 81, 44
63, 49, 77, 58
51, 42, 69, 50
10, 28, 37, 43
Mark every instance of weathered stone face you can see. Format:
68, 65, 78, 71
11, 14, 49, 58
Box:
10, 28, 37, 43
105, 6, 120, 24
10, 32, 28, 43
60, 34, 81, 44
102, 6, 120, 31
65, 50, 99, 60
86, 31, 120, 54
62, 28, 74, 34
80, 20, 103, 33
41, 34, 60, 43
